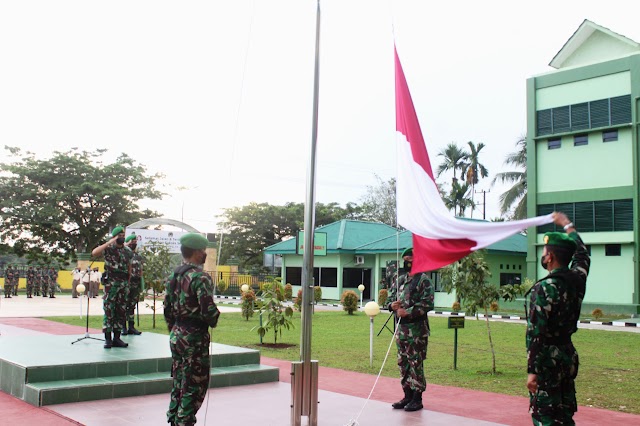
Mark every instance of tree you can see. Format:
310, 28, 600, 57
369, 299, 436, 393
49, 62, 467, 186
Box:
436, 142, 468, 183
462, 141, 489, 217
140, 242, 172, 329
440, 251, 499, 374
442, 180, 475, 217
217, 202, 355, 270
491, 136, 527, 220
0, 147, 162, 262
253, 278, 294, 344
359, 175, 397, 226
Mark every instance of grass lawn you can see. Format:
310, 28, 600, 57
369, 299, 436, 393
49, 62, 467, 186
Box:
46, 310, 640, 415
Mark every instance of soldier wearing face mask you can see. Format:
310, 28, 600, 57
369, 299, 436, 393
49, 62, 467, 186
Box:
386, 247, 434, 413
92, 226, 133, 349
122, 233, 143, 336
525, 212, 589, 425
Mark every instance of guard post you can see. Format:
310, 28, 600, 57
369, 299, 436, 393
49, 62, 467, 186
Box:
447, 316, 465, 370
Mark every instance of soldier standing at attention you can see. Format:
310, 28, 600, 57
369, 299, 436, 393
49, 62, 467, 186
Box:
526, 212, 589, 425
92, 226, 132, 349
122, 234, 143, 336
387, 247, 434, 412
40, 266, 49, 297
26, 266, 36, 298
48, 266, 58, 298
11, 265, 19, 296
3, 265, 13, 298
164, 233, 220, 426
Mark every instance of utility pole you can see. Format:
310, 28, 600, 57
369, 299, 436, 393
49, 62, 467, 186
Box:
474, 189, 490, 220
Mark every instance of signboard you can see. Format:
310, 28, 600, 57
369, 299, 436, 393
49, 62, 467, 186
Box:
447, 316, 465, 329
125, 229, 189, 254
296, 231, 327, 256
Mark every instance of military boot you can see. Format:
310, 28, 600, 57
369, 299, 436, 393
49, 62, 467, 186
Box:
121, 327, 128, 335
104, 332, 113, 349
392, 388, 413, 409
127, 321, 142, 335
112, 331, 129, 348
404, 391, 423, 412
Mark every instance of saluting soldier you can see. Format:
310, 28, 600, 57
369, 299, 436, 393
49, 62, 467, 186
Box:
92, 226, 132, 349
526, 212, 589, 425
122, 234, 143, 336
386, 248, 434, 412
164, 233, 220, 426
26, 266, 36, 298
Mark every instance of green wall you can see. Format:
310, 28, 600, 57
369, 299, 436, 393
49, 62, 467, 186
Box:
535, 71, 630, 109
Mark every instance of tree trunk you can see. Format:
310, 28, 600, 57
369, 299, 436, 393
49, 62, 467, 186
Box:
484, 307, 496, 374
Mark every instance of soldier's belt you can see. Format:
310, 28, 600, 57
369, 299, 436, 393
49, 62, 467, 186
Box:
109, 272, 129, 280
541, 336, 572, 345
130, 277, 142, 284
403, 315, 428, 324
174, 318, 208, 330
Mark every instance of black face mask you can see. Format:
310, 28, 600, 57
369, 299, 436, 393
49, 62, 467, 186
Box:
403, 260, 412, 272
130, 244, 137, 251
200, 253, 207, 265
540, 254, 549, 270
116, 237, 125, 245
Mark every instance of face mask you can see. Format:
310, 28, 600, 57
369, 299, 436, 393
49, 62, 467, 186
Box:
116, 237, 125, 245
540, 254, 549, 270
130, 244, 137, 251
200, 253, 207, 265
403, 260, 412, 272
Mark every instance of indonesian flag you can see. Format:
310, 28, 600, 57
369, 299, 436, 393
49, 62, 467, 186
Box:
395, 47, 553, 272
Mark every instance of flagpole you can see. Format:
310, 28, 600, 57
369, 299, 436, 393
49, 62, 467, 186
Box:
292, 1, 321, 425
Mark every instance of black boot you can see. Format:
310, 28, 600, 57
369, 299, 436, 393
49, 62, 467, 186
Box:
128, 321, 142, 335
121, 327, 128, 336
404, 391, 423, 412
392, 388, 413, 409
104, 332, 113, 349
112, 331, 129, 348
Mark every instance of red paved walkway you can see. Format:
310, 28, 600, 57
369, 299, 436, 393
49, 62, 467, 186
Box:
2, 318, 639, 426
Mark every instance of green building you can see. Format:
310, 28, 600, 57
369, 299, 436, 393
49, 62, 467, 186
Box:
264, 219, 528, 308
527, 20, 640, 314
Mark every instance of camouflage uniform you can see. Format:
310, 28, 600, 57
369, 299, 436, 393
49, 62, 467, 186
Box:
164, 262, 220, 426
11, 266, 19, 295
3, 266, 14, 298
48, 268, 58, 298
125, 251, 143, 326
26, 267, 36, 298
102, 245, 133, 333
40, 267, 49, 297
387, 270, 434, 396
526, 231, 589, 425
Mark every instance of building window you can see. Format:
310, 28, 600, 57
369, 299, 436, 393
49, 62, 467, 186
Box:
574, 134, 588, 146
605, 244, 621, 256
500, 264, 503, 269
548, 138, 561, 149
506, 264, 509, 270
500, 273, 522, 286
286, 267, 302, 286
603, 130, 618, 142
537, 199, 633, 233
519, 265, 522, 270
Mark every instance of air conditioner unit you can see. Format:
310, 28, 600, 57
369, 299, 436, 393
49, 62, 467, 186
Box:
354, 255, 365, 265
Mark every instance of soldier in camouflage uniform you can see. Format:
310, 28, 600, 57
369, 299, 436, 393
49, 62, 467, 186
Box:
164, 233, 220, 426
3, 265, 14, 298
122, 234, 143, 336
11, 265, 20, 296
92, 226, 133, 349
40, 266, 49, 297
48, 267, 58, 298
26, 266, 36, 298
526, 212, 589, 426
386, 247, 434, 412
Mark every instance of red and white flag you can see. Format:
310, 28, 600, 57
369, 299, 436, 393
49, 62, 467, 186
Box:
394, 47, 553, 272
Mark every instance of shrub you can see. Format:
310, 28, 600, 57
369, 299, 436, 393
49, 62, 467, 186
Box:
294, 289, 303, 311
313, 286, 322, 304
253, 279, 294, 344
452, 301, 461, 312
284, 283, 293, 301
341, 290, 359, 315
378, 288, 388, 307
490, 301, 499, 312
592, 308, 604, 320
217, 280, 228, 294
241, 290, 256, 321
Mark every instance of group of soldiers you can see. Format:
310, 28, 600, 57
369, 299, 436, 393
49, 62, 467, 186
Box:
2, 265, 60, 298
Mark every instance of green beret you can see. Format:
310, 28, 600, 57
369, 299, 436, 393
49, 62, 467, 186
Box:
401, 247, 413, 258
125, 234, 137, 243
180, 233, 208, 250
111, 226, 124, 237
543, 232, 577, 251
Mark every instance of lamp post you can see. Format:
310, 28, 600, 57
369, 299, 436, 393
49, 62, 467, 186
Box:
364, 301, 380, 367
358, 284, 365, 309
241, 284, 249, 293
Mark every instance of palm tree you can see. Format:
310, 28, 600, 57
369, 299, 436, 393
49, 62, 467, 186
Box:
463, 141, 489, 217
491, 136, 527, 220
436, 142, 468, 183
442, 180, 475, 216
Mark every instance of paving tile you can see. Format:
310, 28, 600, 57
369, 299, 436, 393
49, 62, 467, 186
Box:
63, 363, 97, 380
41, 387, 79, 405
127, 359, 157, 375
77, 384, 114, 402
28, 366, 64, 383
113, 382, 145, 398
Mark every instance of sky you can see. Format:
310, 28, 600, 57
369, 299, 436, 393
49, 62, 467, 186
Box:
1, 1, 638, 234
